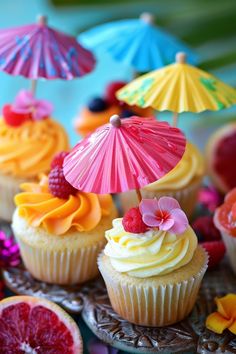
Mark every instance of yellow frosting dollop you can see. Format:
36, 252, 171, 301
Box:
14, 175, 113, 235
104, 218, 198, 277
0, 118, 69, 178
144, 142, 204, 191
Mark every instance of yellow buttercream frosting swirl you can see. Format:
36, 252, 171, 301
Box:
14, 175, 113, 235
0, 118, 69, 178
104, 218, 198, 277
144, 142, 204, 191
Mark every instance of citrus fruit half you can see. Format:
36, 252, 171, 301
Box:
0, 296, 83, 353
206, 123, 236, 194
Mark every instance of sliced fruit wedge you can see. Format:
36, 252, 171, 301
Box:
0, 296, 83, 354
206, 123, 236, 194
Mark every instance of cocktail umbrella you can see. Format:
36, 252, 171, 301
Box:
0, 15, 95, 94
63, 115, 186, 202
79, 13, 197, 74
117, 52, 236, 126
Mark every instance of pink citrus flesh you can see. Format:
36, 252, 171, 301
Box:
207, 124, 236, 193
0, 296, 83, 354
216, 202, 236, 237
225, 187, 236, 203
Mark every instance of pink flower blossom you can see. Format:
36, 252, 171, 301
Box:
139, 197, 188, 234
12, 90, 53, 121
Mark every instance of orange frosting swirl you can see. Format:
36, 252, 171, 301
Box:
74, 106, 154, 137
74, 105, 122, 137
14, 175, 113, 235
0, 118, 69, 178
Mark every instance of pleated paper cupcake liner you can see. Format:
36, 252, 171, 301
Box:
221, 231, 236, 274
0, 174, 24, 222
120, 178, 202, 219
16, 236, 105, 285
98, 251, 208, 327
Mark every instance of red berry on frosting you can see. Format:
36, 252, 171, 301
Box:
122, 207, 148, 233
51, 151, 69, 169
49, 167, 77, 199
201, 241, 226, 269
2, 104, 31, 127
105, 81, 127, 105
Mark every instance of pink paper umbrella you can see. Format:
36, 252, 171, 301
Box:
0, 15, 95, 93
63, 115, 186, 198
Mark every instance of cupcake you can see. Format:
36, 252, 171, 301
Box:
12, 153, 117, 285
98, 197, 208, 327
214, 188, 236, 274
74, 81, 154, 137
0, 90, 69, 221
120, 141, 205, 218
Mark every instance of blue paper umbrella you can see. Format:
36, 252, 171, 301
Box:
79, 13, 198, 73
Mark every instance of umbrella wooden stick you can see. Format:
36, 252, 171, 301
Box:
30, 15, 47, 96
31, 79, 37, 96
172, 52, 186, 127
172, 112, 178, 127
135, 189, 142, 203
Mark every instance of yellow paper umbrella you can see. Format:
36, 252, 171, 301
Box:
117, 52, 236, 126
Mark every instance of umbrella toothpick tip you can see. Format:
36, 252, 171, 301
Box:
37, 15, 47, 25
176, 52, 186, 64
140, 12, 154, 24
110, 114, 121, 127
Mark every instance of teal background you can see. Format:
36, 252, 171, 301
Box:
1, 0, 236, 353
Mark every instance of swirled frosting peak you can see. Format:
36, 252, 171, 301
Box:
14, 175, 113, 235
0, 118, 69, 178
104, 218, 197, 278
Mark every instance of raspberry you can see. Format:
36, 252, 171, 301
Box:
201, 241, 226, 269
192, 216, 221, 242
122, 207, 148, 233
3, 104, 31, 127
105, 81, 127, 105
49, 167, 77, 199
51, 151, 69, 169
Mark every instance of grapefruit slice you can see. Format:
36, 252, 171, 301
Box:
206, 123, 236, 194
0, 296, 83, 353
225, 187, 236, 203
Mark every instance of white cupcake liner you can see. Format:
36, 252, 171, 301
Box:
17, 236, 105, 285
0, 174, 23, 221
221, 231, 236, 274
98, 252, 208, 327
119, 178, 202, 218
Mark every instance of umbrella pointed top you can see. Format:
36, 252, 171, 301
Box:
140, 12, 155, 24
110, 114, 121, 127
37, 15, 47, 26
176, 52, 186, 64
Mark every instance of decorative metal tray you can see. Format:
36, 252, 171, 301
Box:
3, 261, 236, 354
